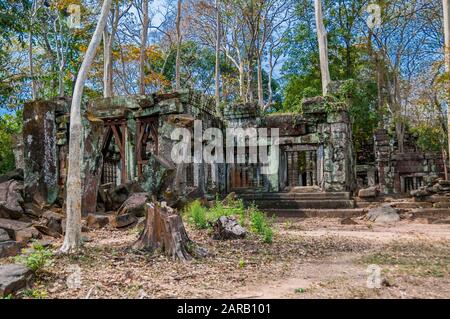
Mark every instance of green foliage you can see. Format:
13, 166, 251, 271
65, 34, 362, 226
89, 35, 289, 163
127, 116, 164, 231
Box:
248, 204, 274, 244
14, 243, 54, 274
0, 110, 22, 174
184, 197, 274, 244
22, 288, 47, 299
410, 123, 446, 153
185, 200, 209, 229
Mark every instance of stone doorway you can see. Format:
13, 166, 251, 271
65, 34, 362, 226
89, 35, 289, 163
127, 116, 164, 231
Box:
286, 150, 318, 187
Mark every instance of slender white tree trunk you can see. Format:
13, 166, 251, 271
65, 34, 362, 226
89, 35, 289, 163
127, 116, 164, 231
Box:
29, 0, 37, 100
214, 0, 221, 112
314, 0, 331, 96
61, 0, 113, 254
175, 0, 182, 90
443, 0, 450, 177
239, 61, 245, 100
257, 55, 264, 108
140, 0, 149, 95
103, 31, 113, 98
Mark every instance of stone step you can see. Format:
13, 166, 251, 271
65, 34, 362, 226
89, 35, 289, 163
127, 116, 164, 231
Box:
390, 202, 433, 209
262, 208, 366, 218
239, 192, 351, 200
410, 208, 450, 219
246, 199, 355, 209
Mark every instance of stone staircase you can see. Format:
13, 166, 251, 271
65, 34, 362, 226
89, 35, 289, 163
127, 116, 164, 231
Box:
239, 190, 365, 218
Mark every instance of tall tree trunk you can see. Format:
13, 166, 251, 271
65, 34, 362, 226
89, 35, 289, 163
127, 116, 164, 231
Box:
239, 61, 245, 100
29, 29, 37, 100
61, 0, 113, 254
257, 55, 264, 109
214, 0, 221, 112
314, 0, 331, 95
139, 0, 149, 95
103, 31, 113, 97
443, 0, 450, 178
175, 0, 182, 90
267, 45, 274, 110
103, 4, 120, 98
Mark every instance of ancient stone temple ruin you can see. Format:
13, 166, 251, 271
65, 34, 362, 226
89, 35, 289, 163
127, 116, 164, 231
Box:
15, 90, 447, 216
18, 91, 355, 213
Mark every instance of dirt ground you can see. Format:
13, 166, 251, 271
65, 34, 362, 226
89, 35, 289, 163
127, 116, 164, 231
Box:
6, 216, 450, 299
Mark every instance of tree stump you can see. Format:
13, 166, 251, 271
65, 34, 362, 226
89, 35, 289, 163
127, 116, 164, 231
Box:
133, 202, 193, 262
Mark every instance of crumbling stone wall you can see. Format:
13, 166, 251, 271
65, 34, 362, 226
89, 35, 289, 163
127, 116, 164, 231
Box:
224, 97, 355, 193
374, 128, 445, 194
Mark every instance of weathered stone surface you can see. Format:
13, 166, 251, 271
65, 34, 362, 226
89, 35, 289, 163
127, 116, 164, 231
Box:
33, 225, 61, 238
42, 210, 63, 235
212, 216, 246, 240
0, 169, 23, 184
0, 241, 21, 258
15, 227, 41, 246
0, 229, 10, 242
410, 189, 430, 197
0, 180, 24, 220
23, 100, 59, 205
110, 213, 138, 228
0, 218, 32, 240
367, 206, 400, 223
341, 217, 358, 225
140, 154, 175, 196
0, 264, 33, 297
81, 118, 104, 216
103, 182, 144, 211
23, 202, 43, 219
430, 219, 450, 224
358, 186, 379, 198
117, 193, 149, 218
433, 202, 450, 208
86, 214, 110, 229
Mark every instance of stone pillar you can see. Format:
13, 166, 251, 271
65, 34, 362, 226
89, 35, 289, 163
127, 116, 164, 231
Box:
22, 101, 59, 205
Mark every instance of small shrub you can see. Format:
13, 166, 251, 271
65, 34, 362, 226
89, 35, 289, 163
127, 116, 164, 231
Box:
238, 258, 246, 269
262, 226, 274, 244
14, 243, 54, 274
249, 209, 274, 244
185, 200, 208, 229
22, 288, 47, 299
295, 288, 306, 293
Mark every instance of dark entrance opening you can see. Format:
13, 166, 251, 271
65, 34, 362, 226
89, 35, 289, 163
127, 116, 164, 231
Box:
287, 150, 317, 187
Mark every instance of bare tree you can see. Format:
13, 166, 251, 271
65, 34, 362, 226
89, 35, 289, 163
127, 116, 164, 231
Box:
175, 0, 182, 90
139, 0, 150, 95
61, 0, 114, 254
443, 0, 450, 172
214, 0, 221, 111
314, 0, 331, 95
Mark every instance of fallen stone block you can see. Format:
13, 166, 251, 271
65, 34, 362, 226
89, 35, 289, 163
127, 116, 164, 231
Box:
0, 264, 33, 297
86, 214, 110, 229
117, 193, 149, 218
367, 206, 400, 223
0, 241, 21, 258
110, 213, 138, 228
23, 202, 43, 219
42, 210, 63, 234
33, 225, 61, 238
15, 227, 41, 246
358, 187, 378, 199
0, 229, 10, 242
212, 216, 246, 240
0, 180, 24, 220
410, 189, 430, 198
0, 218, 32, 240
